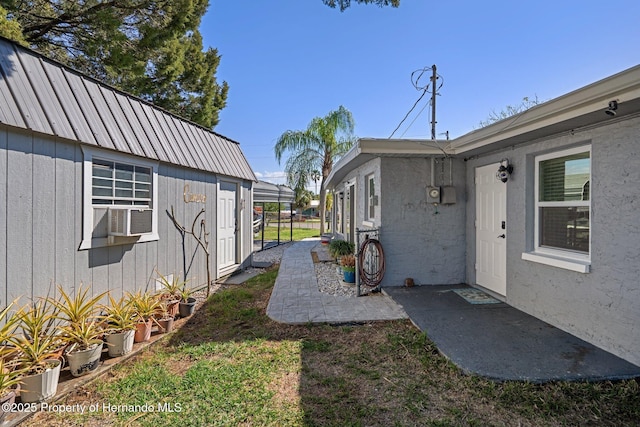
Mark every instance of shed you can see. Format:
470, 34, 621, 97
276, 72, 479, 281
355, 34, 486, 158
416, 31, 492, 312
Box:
0, 36, 257, 304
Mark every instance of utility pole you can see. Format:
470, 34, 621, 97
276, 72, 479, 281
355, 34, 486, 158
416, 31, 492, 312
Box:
430, 64, 437, 140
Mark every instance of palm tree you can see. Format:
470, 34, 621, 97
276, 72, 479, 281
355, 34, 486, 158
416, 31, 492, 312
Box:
275, 105, 356, 234
311, 170, 321, 195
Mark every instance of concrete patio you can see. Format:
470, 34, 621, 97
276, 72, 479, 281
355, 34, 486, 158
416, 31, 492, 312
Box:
267, 240, 640, 382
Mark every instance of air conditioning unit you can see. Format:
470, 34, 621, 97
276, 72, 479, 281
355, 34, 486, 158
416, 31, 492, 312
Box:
108, 208, 153, 236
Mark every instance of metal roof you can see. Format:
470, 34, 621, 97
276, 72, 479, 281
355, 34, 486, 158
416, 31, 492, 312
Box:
0, 37, 256, 182
253, 181, 295, 203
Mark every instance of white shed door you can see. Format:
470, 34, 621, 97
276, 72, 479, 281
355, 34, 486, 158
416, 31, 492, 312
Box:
218, 181, 237, 269
475, 164, 507, 296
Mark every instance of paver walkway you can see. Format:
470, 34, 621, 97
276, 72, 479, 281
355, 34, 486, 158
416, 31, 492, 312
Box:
266, 240, 407, 324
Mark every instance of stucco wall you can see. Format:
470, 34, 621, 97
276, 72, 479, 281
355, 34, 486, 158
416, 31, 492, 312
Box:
333, 157, 381, 236
0, 127, 252, 308
380, 157, 466, 286
465, 115, 640, 366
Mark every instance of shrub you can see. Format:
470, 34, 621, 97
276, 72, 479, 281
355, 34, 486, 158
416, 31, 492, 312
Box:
329, 239, 355, 258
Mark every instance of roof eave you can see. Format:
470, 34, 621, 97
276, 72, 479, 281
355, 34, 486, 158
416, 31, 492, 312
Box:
323, 138, 450, 190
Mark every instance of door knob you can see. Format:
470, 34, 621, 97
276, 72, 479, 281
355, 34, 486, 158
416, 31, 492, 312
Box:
497, 234, 505, 239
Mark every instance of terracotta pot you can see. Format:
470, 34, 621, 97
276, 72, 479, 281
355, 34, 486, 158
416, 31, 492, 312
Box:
134, 319, 152, 343
156, 318, 174, 334
166, 300, 180, 318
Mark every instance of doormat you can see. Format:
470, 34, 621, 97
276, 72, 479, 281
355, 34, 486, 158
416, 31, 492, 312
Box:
451, 288, 501, 305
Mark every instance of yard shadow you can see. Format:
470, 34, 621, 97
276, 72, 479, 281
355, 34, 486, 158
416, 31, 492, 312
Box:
163, 281, 434, 425
159, 278, 640, 427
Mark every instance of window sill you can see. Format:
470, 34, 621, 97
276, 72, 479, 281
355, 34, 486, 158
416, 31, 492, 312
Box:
521, 252, 590, 273
79, 233, 159, 250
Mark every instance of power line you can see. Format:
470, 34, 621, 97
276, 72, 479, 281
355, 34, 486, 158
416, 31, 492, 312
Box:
400, 99, 431, 138
389, 87, 429, 138
390, 65, 443, 139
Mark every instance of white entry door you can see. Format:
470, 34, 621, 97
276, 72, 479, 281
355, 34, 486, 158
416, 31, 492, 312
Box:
218, 181, 237, 270
475, 164, 507, 296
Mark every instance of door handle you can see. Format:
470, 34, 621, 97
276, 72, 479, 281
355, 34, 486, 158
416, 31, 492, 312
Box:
497, 234, 505, 239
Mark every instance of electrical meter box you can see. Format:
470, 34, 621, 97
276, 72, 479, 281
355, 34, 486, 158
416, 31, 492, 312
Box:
427, 186, 441, 203
441, 186, 457, 204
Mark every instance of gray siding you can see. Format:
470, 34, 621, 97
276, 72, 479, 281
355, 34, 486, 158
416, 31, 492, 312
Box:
0, 127, 251, 307
465, 115, 640, 366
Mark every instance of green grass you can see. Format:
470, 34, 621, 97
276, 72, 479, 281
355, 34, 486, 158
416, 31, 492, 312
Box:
26, 268, 640, 427
257, 226, 319, 241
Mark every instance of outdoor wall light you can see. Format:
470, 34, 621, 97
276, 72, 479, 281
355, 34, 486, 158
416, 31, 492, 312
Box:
496, 159, 513, 183
605, 100, 618, 116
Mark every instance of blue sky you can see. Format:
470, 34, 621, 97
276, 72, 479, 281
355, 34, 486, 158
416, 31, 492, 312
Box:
201, 0, 639, 186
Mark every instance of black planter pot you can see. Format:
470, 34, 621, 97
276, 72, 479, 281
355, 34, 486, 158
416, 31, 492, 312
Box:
179, 297, 197, 317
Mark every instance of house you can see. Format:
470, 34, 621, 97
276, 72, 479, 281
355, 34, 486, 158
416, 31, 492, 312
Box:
324, 65, 640, 367
0, 36, 257, 304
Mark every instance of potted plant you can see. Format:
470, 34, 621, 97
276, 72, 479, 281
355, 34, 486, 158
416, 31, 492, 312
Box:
0, 300, 20, 363
0, 303, 22, 421
341, 254, 356, 283
329, 239, 355, 261
57, 319, 104, 377
127, 290, 160, 343
154, 301, 175, 334
101, 295, 137, 357
156, 272, 188, 318
0, 358, 24, 422
10, 301, 63, 403
178, 287, 196, 318
48, 285, 107, 378
11, 297, 65, 362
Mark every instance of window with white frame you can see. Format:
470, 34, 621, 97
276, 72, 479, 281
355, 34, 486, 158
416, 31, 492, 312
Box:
365, 174, 375, 221
535, 146, 591, 258
80, 148, 159, 250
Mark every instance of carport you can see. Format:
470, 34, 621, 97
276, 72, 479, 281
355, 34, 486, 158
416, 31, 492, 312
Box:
253, 181, 296, 251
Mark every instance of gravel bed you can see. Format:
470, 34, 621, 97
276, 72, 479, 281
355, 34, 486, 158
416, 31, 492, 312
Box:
252, 241, 294, 265
315, 259, 357, 298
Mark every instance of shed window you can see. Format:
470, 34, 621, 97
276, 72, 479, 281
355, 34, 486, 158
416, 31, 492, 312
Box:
92, 159, 152, 206
80, 147, 159, 250
535, 146, 590, 257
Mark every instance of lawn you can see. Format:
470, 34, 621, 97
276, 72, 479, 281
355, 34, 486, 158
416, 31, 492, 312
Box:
257, 226, 320, 242
25, 268, 640, 426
